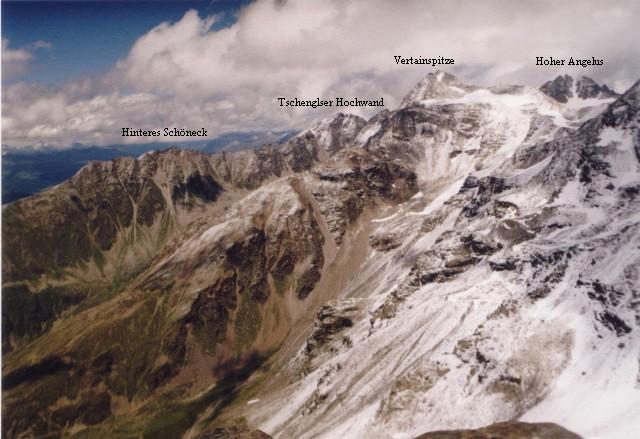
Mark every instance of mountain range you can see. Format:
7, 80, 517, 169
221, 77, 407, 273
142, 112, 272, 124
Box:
2, 72, 639, 439
1, 130, 296, 205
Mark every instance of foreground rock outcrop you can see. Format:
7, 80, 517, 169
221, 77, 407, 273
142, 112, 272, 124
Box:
415, 421, 582, 439
196, 424, 272, 439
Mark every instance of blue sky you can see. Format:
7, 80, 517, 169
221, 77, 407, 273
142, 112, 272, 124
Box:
1, 0, 250, 85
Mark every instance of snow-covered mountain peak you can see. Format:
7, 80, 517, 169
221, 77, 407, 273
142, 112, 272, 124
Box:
400, 75, 561, 118
533, 75, 619, 126
356, 78, 572, 186
400, 71, 478, 107
244, 79, 640, 439
540, 74, 619, 104
619, 79, 640, 108
307, 112, 367, 154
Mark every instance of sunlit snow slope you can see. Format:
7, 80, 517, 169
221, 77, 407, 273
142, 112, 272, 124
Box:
243, 73, 640, 439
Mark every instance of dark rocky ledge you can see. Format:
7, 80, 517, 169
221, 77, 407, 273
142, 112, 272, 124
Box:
414, 421, 582, 439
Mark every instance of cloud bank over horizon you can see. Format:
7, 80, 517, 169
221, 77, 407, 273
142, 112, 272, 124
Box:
2, 0, 639, 150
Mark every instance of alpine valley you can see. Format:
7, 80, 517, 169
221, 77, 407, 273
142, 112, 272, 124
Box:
2, 72, 639, 439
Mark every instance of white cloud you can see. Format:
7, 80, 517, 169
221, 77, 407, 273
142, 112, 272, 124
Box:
31, 40, 53, 50
2, 38, 54, 81
3, 0, 640, 149
2, 39, 33, 79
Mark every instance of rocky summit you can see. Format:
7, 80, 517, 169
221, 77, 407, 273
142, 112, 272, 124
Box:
540, 74, 619, 103
2, 72, 639, 439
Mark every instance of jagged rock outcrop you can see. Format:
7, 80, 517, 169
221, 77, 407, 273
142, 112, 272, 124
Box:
401, 71, 478, 105
1, 100, 416, 437
305, 299, 360, 358
240, 74, 639, 439
414, 421, 582, 439
2, 148, 225, 283
309, 113, 367, 154
196, 424, 272, 439
369, 232, 402, 251
540, 74, 619, 103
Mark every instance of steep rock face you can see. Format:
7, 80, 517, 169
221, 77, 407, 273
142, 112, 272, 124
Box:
3, 126, 383, 354
209, 147, 284, 190
304, 299, 360, 361
539, 74, 575, 103
242, 76, 639, 439
312, 162, 417, 243
208, 126, 347, 190
2, 148, 228, 283
359, 103, 491, 181
1, 148, 234, 354
517, 80, 639, 191
3, 157, 163, 282
540, 74, 619, 103
400, 71, 478, 105
309, 113, 367, 154
356, 74, 592, 187
2, 125, 416, 437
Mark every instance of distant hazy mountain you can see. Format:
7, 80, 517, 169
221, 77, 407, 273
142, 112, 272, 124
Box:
201, 130, 297, 153
2, 130, 296, 204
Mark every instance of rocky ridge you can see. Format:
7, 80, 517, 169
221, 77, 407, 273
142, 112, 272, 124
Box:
540, 74, 619, 103
241, 74, 640, 439
2, 72, 638, 439
1, 100, 417, 438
